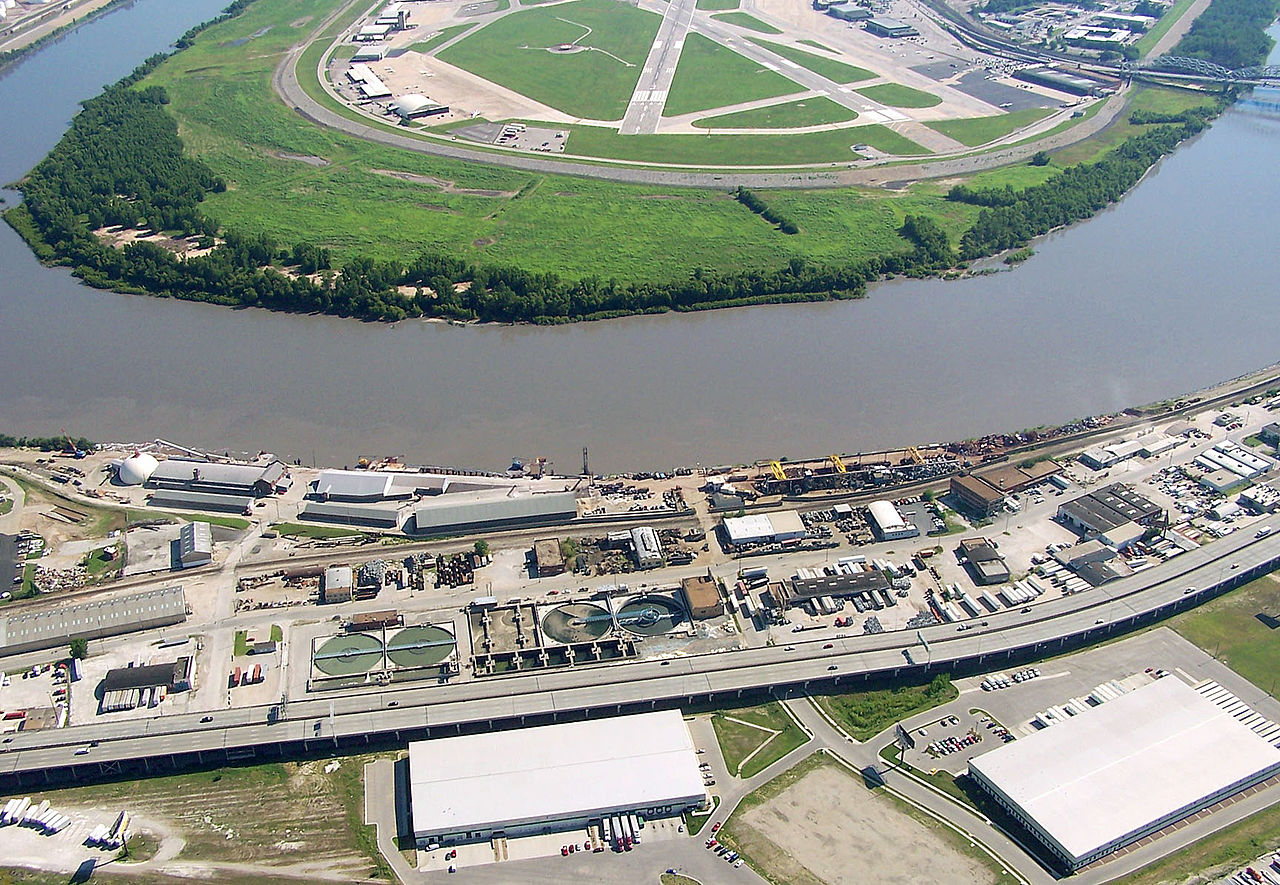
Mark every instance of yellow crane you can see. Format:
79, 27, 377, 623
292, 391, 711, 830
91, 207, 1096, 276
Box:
906, 446, 923, 464
769, 461, 787, 482
829, 454, 846, 474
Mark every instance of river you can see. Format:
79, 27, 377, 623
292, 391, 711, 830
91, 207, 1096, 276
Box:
0, 2, 1277, 473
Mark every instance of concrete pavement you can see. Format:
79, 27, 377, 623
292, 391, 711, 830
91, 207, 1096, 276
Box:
620, 0, 698, 134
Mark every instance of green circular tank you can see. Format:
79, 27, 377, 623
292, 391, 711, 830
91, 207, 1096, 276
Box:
617, 596, 686, 636
386, 625, 456, 668
313, 632, 383, 676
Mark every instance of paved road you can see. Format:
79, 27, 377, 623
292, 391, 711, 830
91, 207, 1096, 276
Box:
619, 0, 698, 135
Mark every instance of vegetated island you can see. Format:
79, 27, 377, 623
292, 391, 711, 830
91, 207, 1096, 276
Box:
3, 0, 1277, 325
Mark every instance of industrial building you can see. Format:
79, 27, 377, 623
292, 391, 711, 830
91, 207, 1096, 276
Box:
776, 569, 892, 607
298, 501, 401, 529
864, 16, 918, 37
408, 710, 707, 846
681, 574, 723, 620
113, 452, 159, 485
346, 63, 392, 99
100, 657, 193, 712
147, 458, 288, 498
1261, 423, 1280, 447
975, 460, 1062, 493
1194, 441, 1274, 481
533, 538, 565, 577
951, 474, 1007, 517
866, 500, 919, 541
149, 489, 254, 514
312, 469, 406, 502
1014, 66, 1102, 96
957, 538, 1009, 585
631, 526, 663, 568
0, 587, 187, 657
1056, 483, 1162, 536
828, 4, 872, 21
412, 491, 580, 537
968, 678, 1280, 871
177, 521, 212, 569
721, 510, 807, 546
322, 566, 354, 604
390, 94, 450, 120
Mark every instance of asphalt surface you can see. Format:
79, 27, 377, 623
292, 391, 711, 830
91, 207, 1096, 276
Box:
619, 0, 698, 135
3, 512, 1277, 784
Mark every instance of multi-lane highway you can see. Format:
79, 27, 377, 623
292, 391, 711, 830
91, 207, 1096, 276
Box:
2, 513, 1277, 788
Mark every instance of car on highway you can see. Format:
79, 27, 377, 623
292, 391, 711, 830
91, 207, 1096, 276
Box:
827, 664, 838, 671
200, 715, 213, 723
823, 643, 834, 649
1258, 526, 1273, 538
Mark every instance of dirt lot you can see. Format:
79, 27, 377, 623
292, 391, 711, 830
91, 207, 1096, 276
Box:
737, 758, 997, 885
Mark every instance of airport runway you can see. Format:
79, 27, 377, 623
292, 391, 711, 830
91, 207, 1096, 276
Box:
619, 0, 699, 135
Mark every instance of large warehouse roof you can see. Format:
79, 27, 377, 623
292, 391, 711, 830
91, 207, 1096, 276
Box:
412, 491, 579, 535
314, 469, 395, 501
0, 587, 188, 657
968, 677, 1280, 865
722, 510, 806, 545
408, 710, 706, 839
867, 500, 906, 532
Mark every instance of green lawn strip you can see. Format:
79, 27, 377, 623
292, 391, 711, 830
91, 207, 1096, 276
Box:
710, 702, 810, 777
749, 38, 875, 83
711, 11, 781, 34
325, 753, 399, 881
1167, 573, 1280, 693
855, 82, 942, 108
83, 547, 123, 579
694, 96, 857, 129
409, 23, 476, 54
663, 32, 801, 117
662, 874, 704, 885
1135, 0, 1197, 57
797, 38, 835, 52
683, 793, 721, 835
270, 624, 284, 642
270, 521, 366, 540
696, 0, 739, 9
184, 513, 251, 530
234, 629, 248, 657
1111, 800, 1280, 885
437, 0, 661, 120
814, 674, 958, 741
559, 121, 929, 163
925, 107, 1053, 147
0, 498, 11, 516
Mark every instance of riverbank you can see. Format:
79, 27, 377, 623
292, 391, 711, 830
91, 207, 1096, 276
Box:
0, 0, 130, 68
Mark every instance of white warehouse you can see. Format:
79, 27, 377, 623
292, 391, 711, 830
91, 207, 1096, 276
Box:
408, 710, 707, 847
866, 500, 919, 541
721, 510, 806, 546
968, 677, 1280, 871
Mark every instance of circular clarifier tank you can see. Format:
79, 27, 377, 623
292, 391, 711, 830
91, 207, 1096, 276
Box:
542, 602, 612, 644
616, 595, 686, 636
386, 625, 456, 668
313, 632, 383, 676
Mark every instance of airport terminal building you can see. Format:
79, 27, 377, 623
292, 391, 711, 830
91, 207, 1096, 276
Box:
408, 710, 707, 847
967, 677, 1280, 871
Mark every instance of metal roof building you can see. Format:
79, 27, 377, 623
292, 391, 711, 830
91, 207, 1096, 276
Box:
631, 526, 663, 567
299, 501, 401, 529
722, 511, 806, 546
968, 677, 1280, 871
148, 458, 287, 497
178, 521, 212, 569
408, 710, 707, 846
313, 469, 401, 502
867, 500, 918, 541
1056, 483, 1162, 535
0, 587, 187, 657
149, 489, 254, 514
411, 492, 579, 537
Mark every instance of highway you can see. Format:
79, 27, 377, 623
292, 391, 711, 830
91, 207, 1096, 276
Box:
2, 513, 1277, 788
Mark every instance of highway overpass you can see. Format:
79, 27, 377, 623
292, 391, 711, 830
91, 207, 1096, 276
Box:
1, 516, 1277, 789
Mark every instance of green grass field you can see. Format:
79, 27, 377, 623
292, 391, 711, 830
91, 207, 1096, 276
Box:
1050, 87, 1216, 166
663, 32, 801, 117
815, 675, 958, 741
751, 38, 875, 83
711, 11, 781, 34
856, 82, 943, 108
437, 0, 661, 120
125, 0, 1181, 288
696, 0, 739, 9
1168, 573, 1280, 694
798, 38, 835, 52
925, 107, 1053, 147
409, 23, 475, 55
711, 703, 811, 777
694, 96, 857, 129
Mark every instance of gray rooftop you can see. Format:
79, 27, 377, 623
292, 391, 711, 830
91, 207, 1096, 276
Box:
0, 586, 188, 656
413, 492, 579, 534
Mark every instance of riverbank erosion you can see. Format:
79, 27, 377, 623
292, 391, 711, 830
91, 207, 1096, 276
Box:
3, 0, 1274, 325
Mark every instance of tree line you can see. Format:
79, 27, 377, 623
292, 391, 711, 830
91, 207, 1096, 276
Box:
1172, 0, 1280, 70
733, 187, 800, 234
0, 434, 95, 452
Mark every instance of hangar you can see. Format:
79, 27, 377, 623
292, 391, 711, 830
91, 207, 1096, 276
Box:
408, 710, 707, 846
968, 677, 1280, 871
390, 94, 450, 120
866, 500, 918, 541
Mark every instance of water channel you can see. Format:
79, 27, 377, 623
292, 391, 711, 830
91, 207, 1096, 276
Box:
0, 2, 1277, 473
